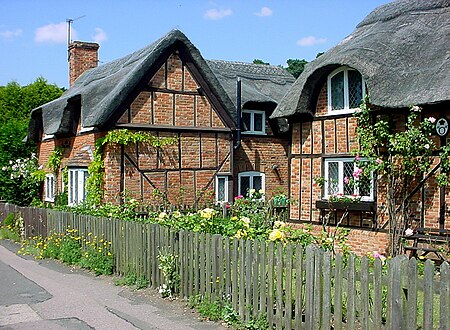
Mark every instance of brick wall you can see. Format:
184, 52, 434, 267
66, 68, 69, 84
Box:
105, 52, 232, 205
289, 73, 450, 255
291, 222, 390, 257
233, 136, 289, 199
38, 131, 104, 197
69, 41, 99, 87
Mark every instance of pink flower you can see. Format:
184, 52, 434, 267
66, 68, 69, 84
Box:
234, 195, 243, 201
353, 168, 363, 179
225, 203, 230, 209
376, 158, 382, 165
355, 155, 360, 161
428, 117, 436, 124
344, 176, 350, 184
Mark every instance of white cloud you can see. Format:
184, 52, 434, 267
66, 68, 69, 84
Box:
297, 36, 327, 47
35, 22, 76, 44
204, 8, 233, 20
0, 29, 23, 39
254, 7, 273, 17
92, 28, 107, 43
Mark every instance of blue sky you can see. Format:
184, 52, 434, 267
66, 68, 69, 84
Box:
1, 0, 391, 88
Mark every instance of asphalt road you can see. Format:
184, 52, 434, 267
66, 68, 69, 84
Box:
0, 240, 226, 330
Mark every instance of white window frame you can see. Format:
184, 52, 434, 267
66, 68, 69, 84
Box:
238, 171, 265, 196
241, 109, 266, 135
324, 158, 374, 202
68, 168, 89, 206
327, 66, 365, 115
215, 175, 229, 203
44, 173, 55, 202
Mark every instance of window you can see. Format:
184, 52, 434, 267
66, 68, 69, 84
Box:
44, 174, 55, 202
215, 175, 229, 203
327, 67, 365, 114
324, 158, 373, 201
68, 168, 89, 205
238, 171, 265, 197
242, 110, 265, 134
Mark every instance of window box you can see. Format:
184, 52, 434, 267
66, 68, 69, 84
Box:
315, 199, 376, 212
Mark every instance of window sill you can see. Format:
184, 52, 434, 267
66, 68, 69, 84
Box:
315, 199, 375, 212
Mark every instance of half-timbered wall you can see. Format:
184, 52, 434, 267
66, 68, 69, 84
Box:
290, 83, 390, 255
290, 81, 450, 255
106, 52, 232, 206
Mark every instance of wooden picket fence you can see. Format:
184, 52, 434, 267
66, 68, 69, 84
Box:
1, 203, 450, 329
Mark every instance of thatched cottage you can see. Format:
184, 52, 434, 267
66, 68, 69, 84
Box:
28, 30, 294, 207
271, 0, 450, 255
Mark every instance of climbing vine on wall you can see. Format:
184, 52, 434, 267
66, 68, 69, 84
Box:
46, 147, 64, 174
86, 129, 178, 206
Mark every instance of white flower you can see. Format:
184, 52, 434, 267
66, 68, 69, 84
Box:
405, 228, 414, 237
424, 144, 430, 149
411, 105, 422, 112
428, 117, 436, 124
241, 216, 250, 227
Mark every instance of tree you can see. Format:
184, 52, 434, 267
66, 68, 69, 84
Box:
355, 98, 450, 256
286, 59, 308, 78
0, 77, 64, 205
253, 59, 270, 65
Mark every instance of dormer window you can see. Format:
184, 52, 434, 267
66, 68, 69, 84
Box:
242, 110, 265, 134
327, 67, 365, 114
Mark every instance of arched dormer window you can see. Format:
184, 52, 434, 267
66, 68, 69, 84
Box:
327, 67, 365, 114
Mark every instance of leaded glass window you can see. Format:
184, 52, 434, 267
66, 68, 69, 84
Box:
324, 158, 374, 201
328, 67, 365, 114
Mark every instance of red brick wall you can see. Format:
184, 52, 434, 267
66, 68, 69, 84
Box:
117, 53, 226, 129
233, 136, 289, 199
105, 52, 232, 205
289, 75, 450, 255
69, 41, 99, 87
38, 131, 104, 197
291, 223, 390, 257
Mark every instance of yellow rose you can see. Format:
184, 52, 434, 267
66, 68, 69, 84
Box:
269, 228, 284, 241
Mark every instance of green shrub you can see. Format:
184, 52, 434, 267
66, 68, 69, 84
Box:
114, 273, 149, 289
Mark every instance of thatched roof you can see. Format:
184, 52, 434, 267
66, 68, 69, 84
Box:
271, 0, 450, 119
28, 29, 294, 141
207, 60, 295, 107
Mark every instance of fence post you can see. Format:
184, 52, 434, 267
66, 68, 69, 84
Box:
305, 245, 315, 329
440, 262, 450, 329
388, 256, 405, 329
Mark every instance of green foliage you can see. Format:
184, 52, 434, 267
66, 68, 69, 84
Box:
0, 212, 24, 242
85, 130, 178, 206
157, 248, 179, 297
114, 273, 149, 289
46, 147, 64, 173
1, 153, 45, 205
188, 295, 268, 329
18, 228, 114, 275
0, 78, 64, 125
0, 78, 64, 206
286, 58, 308, 78
252, 59, 270, 65
354, 97, 450, 255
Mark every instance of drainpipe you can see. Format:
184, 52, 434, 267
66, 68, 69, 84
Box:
234, 77, 241, 150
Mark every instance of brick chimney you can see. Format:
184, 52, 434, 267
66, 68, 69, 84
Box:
68, 41, 100, 87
